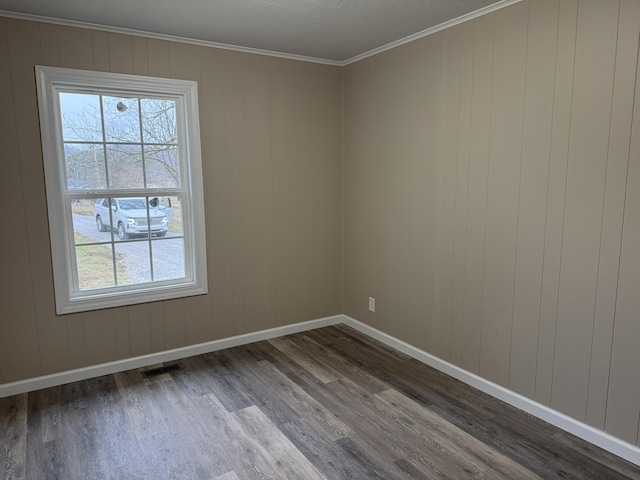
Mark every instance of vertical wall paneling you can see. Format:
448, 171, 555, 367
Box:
220, 51, 247, 336
305, 63, 343, 321
184, 295, 214, 346
587, 0, 640, 430
343, 61, 376, 329
131, 37, 149, 76
169, 41, 201, 81
64, 313, 87, 369
238, 55, 277, 334
39, 22, 60, 66
359, 49, 410, 343
163, 299, 185, 350
385, 52, 411, 340
433, 27, 461, 361
509, 0, 559, 398
551, 0, 619, 421
127, 304, 152, 357
10, 19, 71, 377
405, 39, 435, 353
289, 61, 316, 325
0, 19, 42, 382
343, 0, 640, 445
290, 62, 338, 323
270, 60, 296, 328
113, 306, 131, 360
276, 60, 305, 326
450, 22, 474, 366
535, 0, 578, 406
33, 21, 76, 376
422, 38, 443, 351
91, 31, 110, 72
199, 46, 235, 339
605, 2, 640, 443
342, 64, 362, 325
108, 33, 134, 74
148, 302, 166, 353
479, 1, 528, 386
461, 14, 494, 374
352, 51, 412, 342
84, 308, 117, 366
146, 39, 171, 78
58, 27, 93, 70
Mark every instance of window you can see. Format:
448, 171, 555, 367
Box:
36, 66, 207, 314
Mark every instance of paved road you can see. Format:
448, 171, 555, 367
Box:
73, 213, 185, 283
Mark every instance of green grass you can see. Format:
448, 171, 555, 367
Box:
75, 233, 131, 289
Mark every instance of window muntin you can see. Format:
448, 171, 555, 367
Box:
36, 66, 207, 314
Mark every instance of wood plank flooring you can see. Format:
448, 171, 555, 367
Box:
2, 325, 640, 479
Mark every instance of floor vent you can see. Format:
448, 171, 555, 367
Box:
142, 364, 181, 377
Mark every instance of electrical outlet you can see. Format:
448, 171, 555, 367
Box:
368, 297, 375, 312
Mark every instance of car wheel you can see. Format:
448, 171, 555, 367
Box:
156, 231, 167, 237
117, 222, 129, 240
96, 216, 108, 232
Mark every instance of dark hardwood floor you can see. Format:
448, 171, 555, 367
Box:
2, 325, 639, 479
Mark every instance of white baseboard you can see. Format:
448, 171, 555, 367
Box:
0, 314, 342, 399
2, 312, 638, 466
341, 314, 640, 467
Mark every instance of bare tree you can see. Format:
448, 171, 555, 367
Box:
61, 94, 180, 189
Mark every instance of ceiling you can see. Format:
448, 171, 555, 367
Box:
0, 0, 514, 64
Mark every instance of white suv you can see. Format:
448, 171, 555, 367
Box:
94, 197, 169, 240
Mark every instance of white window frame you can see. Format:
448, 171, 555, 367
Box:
36, 66, 207, 314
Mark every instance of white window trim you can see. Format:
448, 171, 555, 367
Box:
36, 65, 208, 314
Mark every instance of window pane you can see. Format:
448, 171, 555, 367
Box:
76, 244, 115, 290
162, 195, 182, 235
152, 238, 185, 281
107, 145, 144, 188
102, 96, 141, 143
141, 98, 177, 144
72, 199, 112, 244
109, 197, 169, 242
111, 197, 149, 242
145, 146, 180, 188
115, 242, 151, 285
64, 143, 106, 189
59, 92, 102, 142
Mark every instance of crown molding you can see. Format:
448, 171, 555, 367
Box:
4, 0, 522, 67
342, 0, 524, 65
0, 10, 343, 66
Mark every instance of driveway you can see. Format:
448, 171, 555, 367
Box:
72, 213, 185, 283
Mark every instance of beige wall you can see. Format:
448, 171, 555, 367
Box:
343, 0, 640, 446
0, 18, 343, 384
